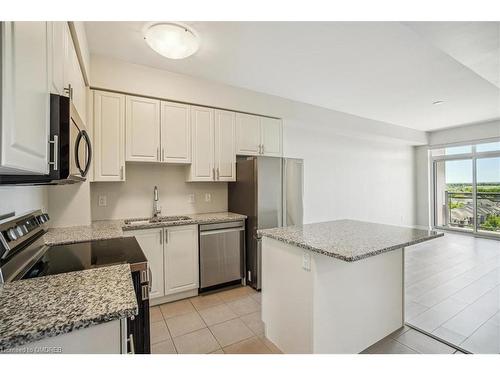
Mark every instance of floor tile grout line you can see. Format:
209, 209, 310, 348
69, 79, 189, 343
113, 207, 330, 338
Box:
393, 331, 455, 354
453, 308, 500, 351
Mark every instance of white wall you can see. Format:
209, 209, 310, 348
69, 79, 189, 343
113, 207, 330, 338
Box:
0, 186, 48, 217
47, 182, 92, 228
90, 163, 227, 221
414, 146, 432, 228
90, 55, 423, 227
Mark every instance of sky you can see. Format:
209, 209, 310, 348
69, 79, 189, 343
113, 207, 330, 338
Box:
445, 157, 500, 184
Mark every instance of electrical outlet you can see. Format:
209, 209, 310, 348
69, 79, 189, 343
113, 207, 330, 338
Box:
188, 194, 195, 204
204, 193, 211, 202
302, 252, 311, 271
98, 195, 107, 207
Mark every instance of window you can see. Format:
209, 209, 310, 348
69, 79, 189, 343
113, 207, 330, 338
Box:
432, 140, 500, 237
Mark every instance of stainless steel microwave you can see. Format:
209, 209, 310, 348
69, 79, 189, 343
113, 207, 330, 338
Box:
0, 94, 92, 185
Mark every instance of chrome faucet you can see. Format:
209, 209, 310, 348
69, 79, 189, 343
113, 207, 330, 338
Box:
153, 186, 161, 217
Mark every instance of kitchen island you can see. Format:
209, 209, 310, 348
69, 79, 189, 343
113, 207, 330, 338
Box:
258, 220, 443, 354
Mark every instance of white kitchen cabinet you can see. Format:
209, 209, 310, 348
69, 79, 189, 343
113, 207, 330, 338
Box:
129, 228, 165, 300
214, 110, 236, 181
235, 113, 260, 156
236, 113, 282, 157
93, 90, 126, 181
260, 117, 283, 157
187, 106, 215, 181
14, 319, 126, 354
126, 96, 161, 162
0, 21, 50, 175
160, 101, 191, 163
48, 22, 67, 95
65, 25, 86, 124
164, 225, 199, 295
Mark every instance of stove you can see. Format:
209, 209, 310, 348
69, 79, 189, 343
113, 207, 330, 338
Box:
0, 210, 151, 354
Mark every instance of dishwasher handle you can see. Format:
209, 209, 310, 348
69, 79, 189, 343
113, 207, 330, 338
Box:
199, 227, 245, 236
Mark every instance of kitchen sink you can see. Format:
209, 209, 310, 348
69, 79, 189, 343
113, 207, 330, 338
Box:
124, 216, 192, 226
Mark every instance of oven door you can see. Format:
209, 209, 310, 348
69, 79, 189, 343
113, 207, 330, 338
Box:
68, 103, 92, 182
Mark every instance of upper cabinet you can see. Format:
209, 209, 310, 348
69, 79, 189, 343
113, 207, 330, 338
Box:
187, 106, 215, 182
214, 110, 236, 181
0, 22, 50, 175
187, 107, 236, 182
235, 113, 260, 156
93, 90, 126, 182
236, 113, 282, 157
160, 101, 191, 163
126, 96, 161, 162
260, 117, 283, 157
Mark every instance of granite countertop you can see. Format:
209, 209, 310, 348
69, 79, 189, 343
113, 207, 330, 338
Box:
0, 264, 137, 351
44, 212, 247, 246
258, 219, 444, 262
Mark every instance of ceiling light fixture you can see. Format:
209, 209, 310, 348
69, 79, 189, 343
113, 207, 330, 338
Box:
143, 22, 200, 60
432, 100, 445, 105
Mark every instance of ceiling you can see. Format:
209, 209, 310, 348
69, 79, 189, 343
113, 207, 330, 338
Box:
85, 21, 500, 132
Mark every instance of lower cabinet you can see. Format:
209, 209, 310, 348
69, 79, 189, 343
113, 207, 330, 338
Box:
13, 319, 127, 354
164, 225, 199, 295
127, 225, 199, 303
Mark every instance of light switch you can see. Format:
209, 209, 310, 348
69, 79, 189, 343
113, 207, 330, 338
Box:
204, 193, 211, 202
98, 195, 107, 207
302, 252, 311, 271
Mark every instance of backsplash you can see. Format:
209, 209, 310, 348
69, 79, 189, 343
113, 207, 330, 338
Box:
0, 186, 48, 217
90, 163, 228, 221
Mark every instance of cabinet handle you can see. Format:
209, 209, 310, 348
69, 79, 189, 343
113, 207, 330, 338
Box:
162, 148, 165, 161
63, 84, 73, 100
165, 229, 168, 244
120, 166, 124, 180
160, 230, 163, 244
157, 147, 159, 161
48, 135, 59, 171
216, 167, 220, 180
212, 167, 215, 181
127, 334, 135, 354
261, 144, 265, 154
148, 267, 152, 292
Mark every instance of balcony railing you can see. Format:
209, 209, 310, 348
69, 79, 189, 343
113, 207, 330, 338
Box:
444, 191, 500, 232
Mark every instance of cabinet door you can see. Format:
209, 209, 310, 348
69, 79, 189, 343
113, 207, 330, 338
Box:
164, 225, 199, 295
261, 117, 283, 157
128, 229, 165, 300
93, 90, 126, 181
66, 27, 86, 124
187, 106, 214, 181
235, 113, 260, 156
126, 96, 161, 162
160, 101, 190, 163
215, 110, 236, 181
48, 22, 67, 95
0, 22, 50, 174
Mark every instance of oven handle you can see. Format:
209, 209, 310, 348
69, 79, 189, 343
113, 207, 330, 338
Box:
74, 130, 92, 177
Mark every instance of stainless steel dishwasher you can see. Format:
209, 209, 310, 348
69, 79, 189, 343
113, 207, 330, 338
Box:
199, 220, 245, 291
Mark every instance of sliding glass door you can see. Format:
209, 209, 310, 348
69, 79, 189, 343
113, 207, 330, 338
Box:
432, 141, 500, 237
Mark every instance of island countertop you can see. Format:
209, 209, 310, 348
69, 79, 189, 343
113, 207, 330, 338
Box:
0, 264, 138, 351
258, 219, 443, 262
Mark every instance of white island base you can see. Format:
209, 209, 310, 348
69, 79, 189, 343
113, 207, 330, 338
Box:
261, 237, 404, 354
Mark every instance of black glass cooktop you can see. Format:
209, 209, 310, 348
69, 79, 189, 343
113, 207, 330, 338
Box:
22, 237, 147, 280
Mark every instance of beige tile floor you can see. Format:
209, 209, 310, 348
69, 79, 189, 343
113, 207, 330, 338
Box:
150, 286, 281, 354
405, 233, 500, 353
150, 285, 460, 354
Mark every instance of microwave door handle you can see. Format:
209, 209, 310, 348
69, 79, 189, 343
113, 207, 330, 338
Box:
74, 130, 92, 177
81, 130, 92, 177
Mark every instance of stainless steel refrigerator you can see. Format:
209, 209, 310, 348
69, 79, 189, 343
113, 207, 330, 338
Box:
228, 156, 304, 290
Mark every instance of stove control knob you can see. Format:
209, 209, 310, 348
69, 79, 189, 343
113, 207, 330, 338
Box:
37, 215, 46, 224
19, 225, 28, 235
15, 226, 24, 237
43, 214, 50, 222
7, 228, 18, 241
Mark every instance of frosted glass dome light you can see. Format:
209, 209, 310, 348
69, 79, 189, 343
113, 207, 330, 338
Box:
144, 23, 200, 59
